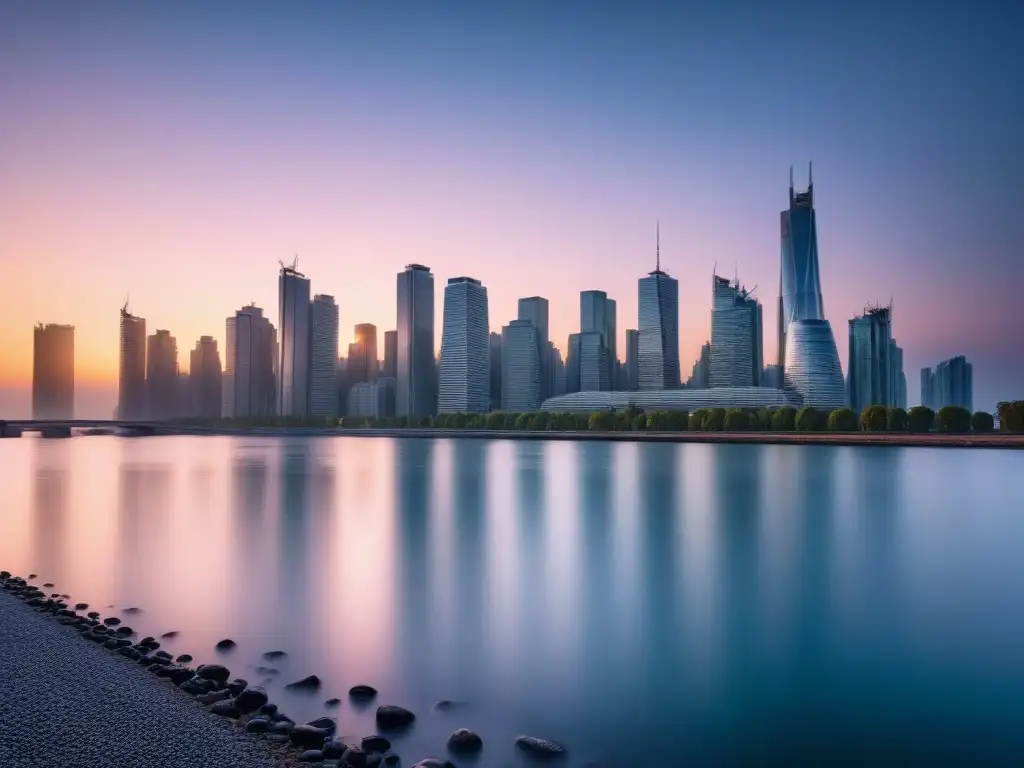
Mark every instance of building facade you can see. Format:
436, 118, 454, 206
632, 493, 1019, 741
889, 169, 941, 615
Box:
118, 306, 147, 421
383, 330, 398, 379
501, 319, 541, 412
846, 306, 893, 414
783, 319, 846, 410
32, 323, 75, 420
278, 264, 312, 418
518, 296, 550, 400
921, 355, 973, 412
438, 277, 490, 412
580, 290, 616, 389
890, 339, 907, 410
348, 323, 378, 386
489, 331, 502, 411
189, 336, 222, 419
710, 275, 762, 388
687, 342, 711, 389
541, 387, 801, 413
637, 239, 680, 390
396, 264, 436, 418
223, 305, 276, 419
625, 329, 639, 391
145, 330, 179, 420
310, 294, 339, 419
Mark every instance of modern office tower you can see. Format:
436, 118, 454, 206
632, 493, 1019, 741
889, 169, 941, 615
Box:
638, 229, 680, 390
710, 275, 763, 388
396, 264, 436, 418
566, 334, 581, 394
309, 295, 339, 419
489, 331, 503, 410
32, 323, 74, 420
580, 290, 616, 388
686, 342, 712, 389
223, 305, 277, 418
347, 323, 378, 385
347, 377, 396, 419
625, 329, 639, 391
188, 336, 222, 419
551, 345, 566, 397
173, 372, 191, 419
518, 297, 550, 399
847, 305, 893, 413
890, 339, 907, 410
921, 355, 973, 412
145, 329, 179, 420
278, 261, 312, 418
577, 331, 609, 392
783, 320, 846, 410
761, 364, 783, 390
501, 319, 541, 412
439, 277, 490, 413
118, 304, 147, 421
383, 330, 398, 379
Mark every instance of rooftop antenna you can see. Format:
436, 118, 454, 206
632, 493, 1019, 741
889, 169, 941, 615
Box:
789, 165, 794, 189
808, 161, 813, 187
656, 220, 661, 272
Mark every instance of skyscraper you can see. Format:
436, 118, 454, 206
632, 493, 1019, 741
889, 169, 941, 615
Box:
383, 330, 398, 379
310, 295, 340, 419
439, 277, 490, 413
223, 305, 276, 419
579, 291, 615, 390
625, 329, 639, 391
517, 296, 550, 399
890, 339, 907, 410
489, 331, 502, 410
33, 323, 74, 420
847, 305, 893, 414
396, 263, 436, 418
686, 342, 712, 389
638, 226, 680, 390
348, 323, 378, 386
778, 167, 846, 409
710, 274, 762, 388
118, 304, 147, 421
146, 329, 179, 420
501, 319, 540, 412
278, 262, 312, 418
188, 336, 222, 419
921, 356, 973, 412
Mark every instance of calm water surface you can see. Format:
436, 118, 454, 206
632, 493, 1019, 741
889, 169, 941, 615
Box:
2, 436, 1023, 766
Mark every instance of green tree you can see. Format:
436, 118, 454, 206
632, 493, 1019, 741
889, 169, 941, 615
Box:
936, 405, 971, 434
485, 411, 505, 429
613, 411, 632, 431
724, 408, 749, 431
997, 401, 1024, 433
514, 412, 532, 430
632, 413, 647, 431
589, 411, 614, 431
530, 411, 551, 431
827, 408, 857, 432
906, 405, 934, 433
573, 412, 591, 430
859, 405, 887, 432
753, 407, 772, 431
771, 406, 797, 431
971, 411, 994, 433
688, 409, 707, 431
795, 406, 823, 431
666, 410, 689, 431
702, 408, 726, 431
886, 407, 908, 432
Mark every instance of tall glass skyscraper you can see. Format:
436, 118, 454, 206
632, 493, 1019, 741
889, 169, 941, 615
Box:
146, 329, 179, 420
33, 323, 74, 420
223, 305, 276, 419
309, 294, 339, 419
188, 336, 222, 419
625, 329, 639, 391
921, 355, 973, 412
278, 263, 312, 418
847, 306, 893, 414
517, 296, 550, 399
710, 275, 762, 388
778, 168, 845, 409
501, 319, 540, 412
439, 277, 490, 413
638, 231, 680, 390
580, 290, 616, 389
118, 305, 147, 420
396, 263, 436, 418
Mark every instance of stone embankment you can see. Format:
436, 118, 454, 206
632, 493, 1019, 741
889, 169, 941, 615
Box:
0, 571, 568, 767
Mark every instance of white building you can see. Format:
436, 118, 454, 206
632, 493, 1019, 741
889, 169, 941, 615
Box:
438, 277, 490, 413
540, 387, 801, 413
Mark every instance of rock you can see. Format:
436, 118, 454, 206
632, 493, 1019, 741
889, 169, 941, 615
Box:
271, 721, 294, 735
411, 759, 455, 768
87, 611, 100, 619
235, 686, 268, 714
298, 750, 324, 763
103, 617, 121, 626
179, 679, 206, 696
290, 724, 330, 750
447, 728, 483, 753
197, 689, 232, 705
515, 736, 567, 757
160, 630, 179, 639
209, 699, 240, 718
215, 638, 236, 651
256, 666, 279, 675
285, 675, 322, 692
74, 602, 89, 610
259, 702, 278, 717
28, 574, 37, 579
118, 647, 142, 660
115, 626, 134, 637
175, 654, 192, 663
104, 639, 120, 650
306, 717, 336, 734
262, 650, 287, 660
376, 705, 415, 730
168, 666, 196, 685
43, 582, 54, 587
361, 735, 391, 752
349, 684, 377, 701
383, 757, 400, 767
154, 650, 173, 660
227, 678, 248, 696
196, 664, 231, 684
123, 606, 143, 614
324, 697, 341, 708
140, 637, 158, 648
322, 740, 346, 759
341, 746, 368, 766
245, 717, 271, 733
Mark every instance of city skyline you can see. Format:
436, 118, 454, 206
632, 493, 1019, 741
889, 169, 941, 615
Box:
1, 2, 1022, 417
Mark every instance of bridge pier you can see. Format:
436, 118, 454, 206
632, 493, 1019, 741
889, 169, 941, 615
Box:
0, 422, 23, 438
39, 427, 72, 438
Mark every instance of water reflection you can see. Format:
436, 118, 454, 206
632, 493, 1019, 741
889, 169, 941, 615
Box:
116, 444, 172, 608
276, 442, 313, 654
31, 440, 70, 586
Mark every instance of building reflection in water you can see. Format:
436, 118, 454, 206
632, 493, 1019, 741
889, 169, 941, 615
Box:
275, 440, 313, 650
115, 442, 172, 609
31, 439, 71, 586
230, 450, 270, 629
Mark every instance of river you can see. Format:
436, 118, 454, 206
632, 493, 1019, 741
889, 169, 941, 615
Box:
1, 435, 1022, 765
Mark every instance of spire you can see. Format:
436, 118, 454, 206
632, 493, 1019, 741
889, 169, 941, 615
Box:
789, 165, 794, 189
656, 220, 660, 272
808, 161, 813, 187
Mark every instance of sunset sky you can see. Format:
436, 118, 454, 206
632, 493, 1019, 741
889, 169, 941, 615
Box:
1, 1, 1022, 418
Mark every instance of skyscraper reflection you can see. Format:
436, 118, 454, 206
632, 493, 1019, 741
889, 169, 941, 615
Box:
577, 441, 614, 676
276, 441, 312, 641
230, 451, 270, 623
115, 444, 171, 607
31, 439, 70, 584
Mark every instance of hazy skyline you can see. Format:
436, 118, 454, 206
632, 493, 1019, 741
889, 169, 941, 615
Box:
2, 1, 1022, 418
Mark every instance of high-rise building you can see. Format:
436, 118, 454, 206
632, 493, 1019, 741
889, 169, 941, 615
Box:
921, 355, 973, 412
396, 264, 436, 418
310, 295, 339, 419
761, 363, 783, 390
439, 277, 490, 413
847, 306, 893, 414
223, 305, 277, 419
686, 342, 712, 389
347, 324, 378, 385
778, 167, 846, 409
188, 336, 222, 419
625, 329, 639, 391
710, 275, 762, 388
890, 339, 907, 410
489, 331, 502, 410
118, 305, 147, 421
551, 344, 566, 397
501, 319, 540, 412
575, 331, 609, 392
383, 330, 398, 379
517, 297, 550, 399
638, 228, 680, 390
32, 323, 74, 420
145, 330, 179, 420
278, 262, 312, 418
580, 290, 616, 389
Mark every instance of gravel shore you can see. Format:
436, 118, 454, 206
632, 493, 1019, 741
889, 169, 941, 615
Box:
0, 591, 289, 768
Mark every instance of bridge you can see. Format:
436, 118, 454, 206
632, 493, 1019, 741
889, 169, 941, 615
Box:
0, 420, 214, 438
